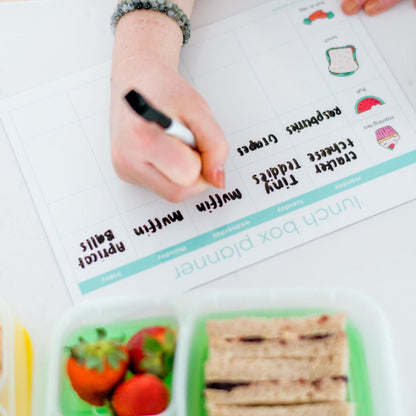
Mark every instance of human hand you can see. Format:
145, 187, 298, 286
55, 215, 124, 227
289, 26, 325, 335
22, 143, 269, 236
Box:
341, 0, 415, 15
110, 12, 228, 202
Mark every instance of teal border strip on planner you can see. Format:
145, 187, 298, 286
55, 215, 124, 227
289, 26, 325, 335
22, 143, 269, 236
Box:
79, 150, 416, 294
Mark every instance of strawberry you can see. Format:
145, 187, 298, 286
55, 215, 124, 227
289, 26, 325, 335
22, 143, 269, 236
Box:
127, 326, 176, 378
66, 328, 129, 406
111, 374, 169, 416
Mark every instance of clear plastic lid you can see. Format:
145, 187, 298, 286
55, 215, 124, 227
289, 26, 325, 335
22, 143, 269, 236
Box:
0, 298, 32, 416
0, 298, 15, 416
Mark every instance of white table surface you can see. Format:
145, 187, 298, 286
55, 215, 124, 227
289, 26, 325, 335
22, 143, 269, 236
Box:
0, 0, 415, 414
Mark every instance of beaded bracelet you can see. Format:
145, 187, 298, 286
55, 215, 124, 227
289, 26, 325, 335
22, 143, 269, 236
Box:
111, 0, 191, 45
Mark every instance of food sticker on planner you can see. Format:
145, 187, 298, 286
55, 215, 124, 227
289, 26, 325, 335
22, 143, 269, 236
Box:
326, 45, 359, 76
355, 96, 385, 113
376, 126, 400, 150
303, 9, 334, 25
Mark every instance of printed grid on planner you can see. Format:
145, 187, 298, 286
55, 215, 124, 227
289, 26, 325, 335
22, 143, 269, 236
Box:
2, 0, 416, 300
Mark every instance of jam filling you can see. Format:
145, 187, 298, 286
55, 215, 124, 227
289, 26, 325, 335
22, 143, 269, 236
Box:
240, 336, 265, 343
332, 375, 348, 382
299, 332, 334, 340
205, 382, 250, 392
206, 376, 347, 392
225, 333, 335, 344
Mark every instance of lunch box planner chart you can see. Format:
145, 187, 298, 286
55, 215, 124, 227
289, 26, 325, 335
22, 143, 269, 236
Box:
1, 0, 416, 301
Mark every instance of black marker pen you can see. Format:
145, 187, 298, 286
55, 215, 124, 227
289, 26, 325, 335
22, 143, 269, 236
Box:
125, 90, 196, 149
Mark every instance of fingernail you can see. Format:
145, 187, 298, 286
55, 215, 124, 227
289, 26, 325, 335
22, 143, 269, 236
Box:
343, 0, 360, 14
215, 166, 225, 189
364, 0, 382, 14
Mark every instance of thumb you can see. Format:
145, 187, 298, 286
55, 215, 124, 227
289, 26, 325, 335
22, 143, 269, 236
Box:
183, 100, 229, 189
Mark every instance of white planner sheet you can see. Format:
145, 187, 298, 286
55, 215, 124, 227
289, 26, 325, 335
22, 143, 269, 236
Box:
2, 0, 416, 301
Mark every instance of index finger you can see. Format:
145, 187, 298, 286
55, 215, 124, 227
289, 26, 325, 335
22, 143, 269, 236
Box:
341, 0, 367, 14
363, 0, 401, 14
181, 99, 229, 189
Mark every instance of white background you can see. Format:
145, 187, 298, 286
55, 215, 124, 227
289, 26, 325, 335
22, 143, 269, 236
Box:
0, 0, 415, 413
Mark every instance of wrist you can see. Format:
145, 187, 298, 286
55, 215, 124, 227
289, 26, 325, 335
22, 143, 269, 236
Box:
112, 0, 194, 69
113, 12, 182, 68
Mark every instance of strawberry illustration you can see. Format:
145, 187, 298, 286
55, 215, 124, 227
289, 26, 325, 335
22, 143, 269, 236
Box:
127, 326, 176, 378
66, 328, 129, 406
111, 373, 169, 416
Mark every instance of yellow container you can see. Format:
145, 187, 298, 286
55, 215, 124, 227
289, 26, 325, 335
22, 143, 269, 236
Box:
0, 299, 32, 416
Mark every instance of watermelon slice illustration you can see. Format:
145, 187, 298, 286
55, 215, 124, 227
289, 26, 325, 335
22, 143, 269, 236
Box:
355, 96, 384, 114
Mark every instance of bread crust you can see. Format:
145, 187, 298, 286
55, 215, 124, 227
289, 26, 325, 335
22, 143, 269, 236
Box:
206, 314, 346, 339
209, 331, 347, 358
205, 402, 354, 416
205, 355, 348, 381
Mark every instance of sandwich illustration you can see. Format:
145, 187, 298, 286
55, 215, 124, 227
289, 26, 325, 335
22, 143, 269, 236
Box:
326, 45, 359, 76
